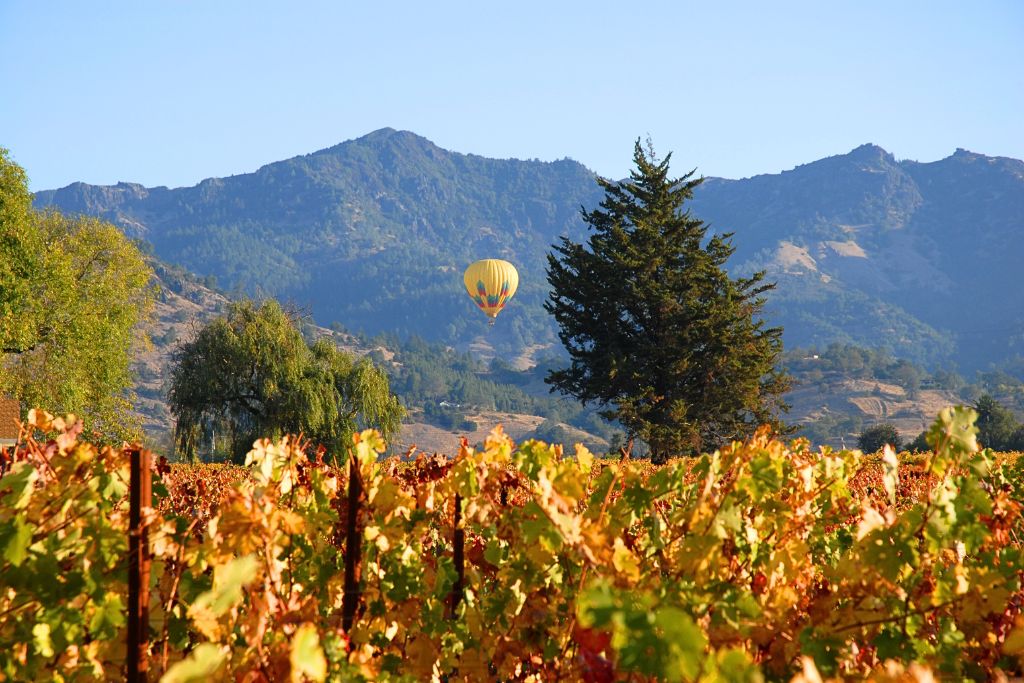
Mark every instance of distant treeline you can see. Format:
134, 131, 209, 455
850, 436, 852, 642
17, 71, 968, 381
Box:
350, 334, 1024, 453
353, 331, 623, 450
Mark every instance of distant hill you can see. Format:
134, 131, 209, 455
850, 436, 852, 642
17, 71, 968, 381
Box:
132, 259, 227, 440
141, 259, 1023, 456
694, 144, 1024, 368
137, 260, 615, 457
38, 129, 1024, 369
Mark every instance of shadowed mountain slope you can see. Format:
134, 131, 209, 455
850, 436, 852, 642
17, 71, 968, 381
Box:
36, 130, 1024, 368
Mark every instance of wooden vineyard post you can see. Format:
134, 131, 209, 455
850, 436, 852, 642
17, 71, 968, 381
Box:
342, 454, 363, 633
450, 493, 465, 619
127, 447, 152, 683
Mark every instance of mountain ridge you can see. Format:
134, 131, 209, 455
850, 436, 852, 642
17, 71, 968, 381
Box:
41, 130, 1007, 193
34, 129, 1024, 369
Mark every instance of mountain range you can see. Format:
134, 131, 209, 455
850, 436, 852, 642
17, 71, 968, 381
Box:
34, 128, 1024, 370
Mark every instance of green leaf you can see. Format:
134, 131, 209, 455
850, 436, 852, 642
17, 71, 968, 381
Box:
580, 581, 707, 681
483, 538, 504, 567
860, 531, 917, 583
1, 515, 33, 566
585, 466, 618, 519
0, 462, 38, 510
160, 643, 226, 683
211, 554, 258, 614
799, 628, 844, 677
188, 554, 259, 620
874, 625, 917, 661
927, 406, 979, 474
290, 623, 327, 682
715, 504, 743, 538
712, 648, 763, 683
653, 606, 706, 681
88, 592, 125, 640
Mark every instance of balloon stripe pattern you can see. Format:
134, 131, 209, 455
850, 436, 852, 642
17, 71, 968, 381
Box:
464, 259, 518, 320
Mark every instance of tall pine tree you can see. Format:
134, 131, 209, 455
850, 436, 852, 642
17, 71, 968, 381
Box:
545, 140, 789, 461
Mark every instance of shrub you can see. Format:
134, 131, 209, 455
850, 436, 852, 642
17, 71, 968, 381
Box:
907, 429, 931, 452
858, 422, 902, 452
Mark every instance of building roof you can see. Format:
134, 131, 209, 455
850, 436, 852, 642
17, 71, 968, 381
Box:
0, 399, 20, 441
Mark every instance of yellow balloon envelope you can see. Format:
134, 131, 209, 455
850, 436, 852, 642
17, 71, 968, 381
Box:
464, 259, 519, 322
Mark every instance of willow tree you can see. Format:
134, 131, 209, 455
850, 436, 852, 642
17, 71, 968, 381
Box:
168, 299, 404, 462
0, 148, 154, 440
545, 140, 789, 461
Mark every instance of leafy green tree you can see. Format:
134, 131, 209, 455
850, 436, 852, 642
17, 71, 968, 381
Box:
168, 299, 404, 462
545, 141, 789, 461
933, 369, 965, 392
857, 422, 902, 453
0, 148, 40, 349
891, 359, 921, 399
973, 394, 1020, 450
0, 149, 154, 439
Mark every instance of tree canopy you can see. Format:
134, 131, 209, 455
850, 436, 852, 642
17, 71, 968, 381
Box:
0, 148, 154, 440
857, 423, 902, 453
168, 299, 404, 462
973, 394, 1022, 451
545, 140, 789, 461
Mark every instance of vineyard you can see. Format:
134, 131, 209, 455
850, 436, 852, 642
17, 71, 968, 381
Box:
1, 408, 1023, 681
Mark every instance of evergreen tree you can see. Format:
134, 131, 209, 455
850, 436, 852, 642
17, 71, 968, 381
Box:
545, 140, 789, 461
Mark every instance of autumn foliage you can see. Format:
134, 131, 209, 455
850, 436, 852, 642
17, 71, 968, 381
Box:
1, 407, 1023, 681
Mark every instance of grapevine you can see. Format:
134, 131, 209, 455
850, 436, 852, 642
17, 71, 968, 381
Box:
1, 408, 1022, 681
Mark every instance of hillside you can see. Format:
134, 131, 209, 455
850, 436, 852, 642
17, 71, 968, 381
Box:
786, 374, 959, 448
35, 130, 1024, 370
132, 260, 229, 439
135, 262, 389, 445
138, 266, 995, 457
41, 129, 600, 360
696, 144, 1024, 367
136, 264, 613, 457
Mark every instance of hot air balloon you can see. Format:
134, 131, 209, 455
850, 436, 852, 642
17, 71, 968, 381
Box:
463, 259, 518, 325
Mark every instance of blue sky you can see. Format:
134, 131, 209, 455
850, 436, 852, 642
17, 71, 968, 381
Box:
2, 1, 1021, 191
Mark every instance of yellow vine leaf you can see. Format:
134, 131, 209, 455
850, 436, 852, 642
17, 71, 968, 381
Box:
289, 623, 327, 683
160, 644, 227, 683
612, 537, 641, 582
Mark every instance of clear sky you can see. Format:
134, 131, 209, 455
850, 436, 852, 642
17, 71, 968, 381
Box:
2, 1, 1021, 191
